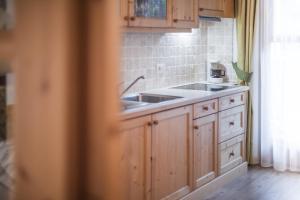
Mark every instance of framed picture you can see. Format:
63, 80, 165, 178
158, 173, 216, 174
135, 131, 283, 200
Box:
0, 0, 14, 30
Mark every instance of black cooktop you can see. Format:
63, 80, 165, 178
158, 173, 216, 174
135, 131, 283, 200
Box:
172, 83, 235, 92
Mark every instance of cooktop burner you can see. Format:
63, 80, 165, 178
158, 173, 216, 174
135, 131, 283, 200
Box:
172, 83, 235, 91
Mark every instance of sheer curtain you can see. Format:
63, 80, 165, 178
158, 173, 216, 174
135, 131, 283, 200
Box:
254, 0, 300, 171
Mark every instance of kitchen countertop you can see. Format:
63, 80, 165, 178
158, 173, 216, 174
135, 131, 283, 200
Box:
121, 82, 249, 120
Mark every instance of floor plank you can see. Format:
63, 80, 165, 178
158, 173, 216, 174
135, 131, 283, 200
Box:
205, 166, 300, 200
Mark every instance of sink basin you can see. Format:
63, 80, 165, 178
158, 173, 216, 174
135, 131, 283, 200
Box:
121, 100, 150, 111
121, 94, 183, 111
123, 94, 183, 104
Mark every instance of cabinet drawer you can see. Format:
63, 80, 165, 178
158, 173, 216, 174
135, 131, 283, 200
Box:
193, 99, 218, 119
219, 134, 245, 175
219, 92, 246, 111
219, 105, 245, 143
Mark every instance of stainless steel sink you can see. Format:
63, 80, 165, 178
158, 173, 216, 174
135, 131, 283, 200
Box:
121, 94, 183, 110
121, 100, 150, 111
123, 94, 183, 103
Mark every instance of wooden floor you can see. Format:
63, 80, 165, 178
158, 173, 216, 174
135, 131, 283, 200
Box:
205, 166, 300, 200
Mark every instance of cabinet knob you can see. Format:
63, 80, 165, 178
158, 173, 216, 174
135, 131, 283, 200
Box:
130, 16, 136, 21
229, 151, 235, 157
230, 99, 235, 103
124, 16, 129, 21
199, 8, 204, 11
229, 121, 235, 126
202, 106, 209, 111
147, 122, 153, 126
153, 120, 159, 125
173, 19, 178, 23
194, 125, 199, 130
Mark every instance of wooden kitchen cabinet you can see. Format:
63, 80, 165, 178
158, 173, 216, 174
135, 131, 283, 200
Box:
193, 114, 218, 188
219, 105, 246, 143
219, 134, 246, 174
126, 0, 173, 28
118, 0, 129, 26
151, 106, 193, 200
119, 116, 152, 200
172, 0, 199, 28
198, 0, 235, 18
223, 0, 235, 18
121, 0, 199, 29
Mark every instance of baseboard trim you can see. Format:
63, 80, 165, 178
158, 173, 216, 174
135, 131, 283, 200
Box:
182, 162, 248, 200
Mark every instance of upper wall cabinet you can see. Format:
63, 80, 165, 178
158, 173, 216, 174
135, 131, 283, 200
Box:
198, 0, 235, 18
172, 0, 198, 28
119, 0, 129, 26
126, 0, 172, 28
120, 0, 198, 29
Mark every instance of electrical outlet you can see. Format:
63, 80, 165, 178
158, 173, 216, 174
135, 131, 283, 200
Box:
156, 63, 165, 72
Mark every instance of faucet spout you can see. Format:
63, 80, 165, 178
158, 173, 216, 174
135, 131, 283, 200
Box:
121, 75, 145, 96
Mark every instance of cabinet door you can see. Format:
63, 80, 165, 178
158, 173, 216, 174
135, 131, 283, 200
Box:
151, 106, 193, 200
172, 0, 198, 28
193, 114, 218, 188
219, 134, 245, 174
120, 116, 152, 200
198, 0, 224, 17
118, 0, 129, 26
223, 0, 235, 18
128, 0, 172, 28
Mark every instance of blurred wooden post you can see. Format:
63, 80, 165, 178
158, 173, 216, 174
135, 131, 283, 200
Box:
82, 0, 122, 199
0, 31, 14, 73
14, 0, 82, 199
11, 0, 121, 199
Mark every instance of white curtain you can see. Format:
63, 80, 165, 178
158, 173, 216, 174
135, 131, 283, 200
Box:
252, 0, 300, 171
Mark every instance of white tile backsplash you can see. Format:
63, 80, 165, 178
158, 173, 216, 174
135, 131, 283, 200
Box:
121, 19, 237, 94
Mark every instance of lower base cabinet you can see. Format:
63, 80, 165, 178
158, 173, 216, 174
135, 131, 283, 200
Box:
151, 106, 193, 200
120, 92, 248, 200
219, 134, 246, 175
119, 116, 152, 200
120, 106, 193, 200
193, 114, 218, 188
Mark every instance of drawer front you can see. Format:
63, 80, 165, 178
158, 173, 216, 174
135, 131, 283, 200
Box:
219, 134, 245, 175
219, 105, 245, 143
193, 99, 218, 119
219, 92, 246, 111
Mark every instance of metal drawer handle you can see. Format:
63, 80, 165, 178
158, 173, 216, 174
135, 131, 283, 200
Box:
202, 106, 209, 111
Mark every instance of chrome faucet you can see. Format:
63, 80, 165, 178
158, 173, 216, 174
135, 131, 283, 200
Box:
120, 75, 145, 96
